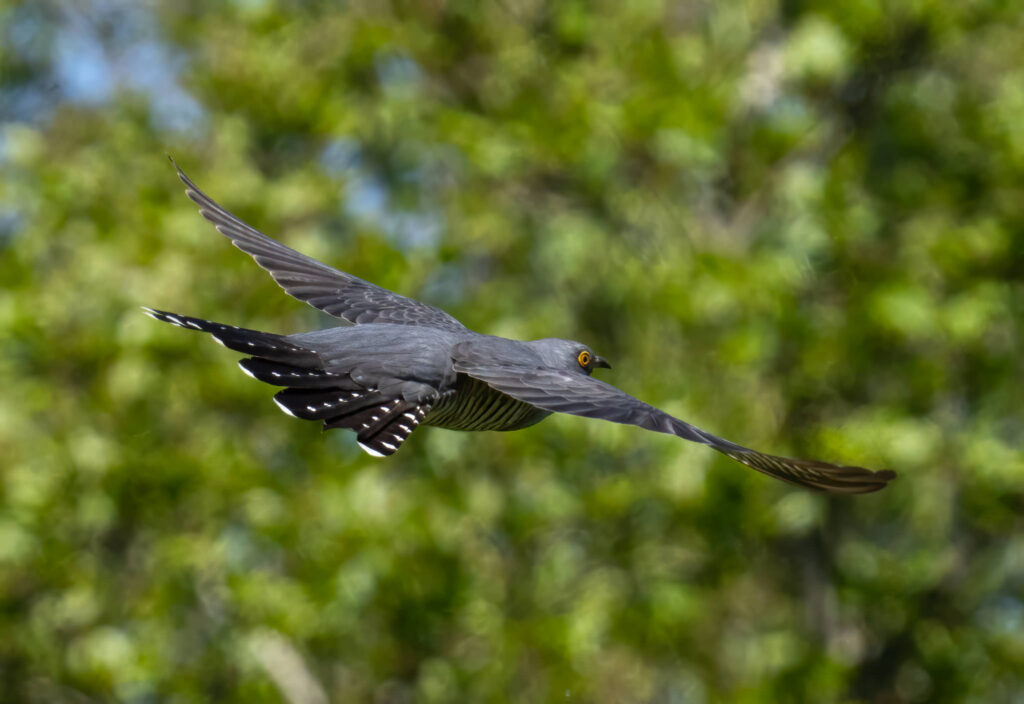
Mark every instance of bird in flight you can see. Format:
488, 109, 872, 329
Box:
145, 160, 895, 494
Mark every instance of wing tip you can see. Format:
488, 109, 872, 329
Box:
820, 465, 898, 493
168, 153, 185, 177
168, 156, 205, 205
722, 449, 898, 494
168, 154, 191, 186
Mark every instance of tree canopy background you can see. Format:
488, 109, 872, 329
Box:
2, 1, 1023, 702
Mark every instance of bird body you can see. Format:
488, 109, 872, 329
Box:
145, 160, 896, 493
288, 323, 552, 432
294, 323, 461, 395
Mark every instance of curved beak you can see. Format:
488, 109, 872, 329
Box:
593, 355, 611, 370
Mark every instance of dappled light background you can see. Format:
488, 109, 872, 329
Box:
2, 0, 1023, 701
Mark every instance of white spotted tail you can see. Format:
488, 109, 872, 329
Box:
142, 307, 319, 366
143, 307, 428, 457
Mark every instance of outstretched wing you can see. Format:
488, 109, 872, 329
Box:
172, 159, 467, 332
455, 363, 896, 494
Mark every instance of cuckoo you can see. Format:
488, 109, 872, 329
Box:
144, 161, 896, 494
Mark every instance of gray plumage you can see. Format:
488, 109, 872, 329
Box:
144, 160, 896, 494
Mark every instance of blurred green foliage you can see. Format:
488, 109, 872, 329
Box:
2, 0, 1023, 702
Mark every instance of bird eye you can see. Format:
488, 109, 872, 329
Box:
577, 350, 591, 368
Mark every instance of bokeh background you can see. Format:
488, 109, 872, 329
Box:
3, 1, 1024, 702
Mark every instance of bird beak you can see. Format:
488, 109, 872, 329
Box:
594, 356, 611, 370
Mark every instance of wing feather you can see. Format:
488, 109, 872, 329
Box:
456, 363, 895, 494
171, 159, 467, 332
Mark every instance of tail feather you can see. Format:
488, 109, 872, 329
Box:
276, 387, 429, 456
326, 398, 431, 457
238, 357, 358, 389
273, 387, 385, 421
144, 306, 427, 457
142, 307, 320, 366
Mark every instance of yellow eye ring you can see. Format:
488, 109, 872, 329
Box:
577, 350, 592, 368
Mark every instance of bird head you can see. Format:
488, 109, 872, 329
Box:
528, 338, 611, 376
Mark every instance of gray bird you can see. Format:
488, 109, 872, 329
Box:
144, 161, 896, 494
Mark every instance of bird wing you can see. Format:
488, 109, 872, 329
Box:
455, 363, 896, 494
172, 159, 468, 332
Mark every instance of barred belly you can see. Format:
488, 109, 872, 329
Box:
424, 374, 550, 432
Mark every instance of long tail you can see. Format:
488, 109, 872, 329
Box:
142, 307, 428, 456
141, 307, 320, 366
